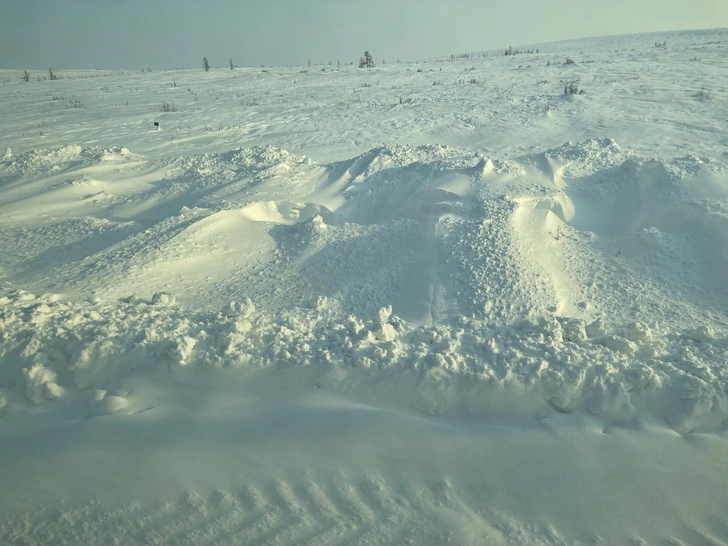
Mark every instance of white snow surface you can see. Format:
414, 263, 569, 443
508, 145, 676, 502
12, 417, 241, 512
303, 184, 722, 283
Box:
1, 28, 728, 545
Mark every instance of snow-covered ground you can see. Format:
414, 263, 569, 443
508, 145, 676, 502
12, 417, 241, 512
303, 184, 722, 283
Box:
1, 28, 728, 545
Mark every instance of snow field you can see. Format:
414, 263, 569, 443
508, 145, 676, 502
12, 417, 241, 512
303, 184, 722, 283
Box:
1, 27, 728, 545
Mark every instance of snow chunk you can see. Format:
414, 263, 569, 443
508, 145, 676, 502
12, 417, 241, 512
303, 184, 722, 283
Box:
623, 322, 652, 343
58, 144, 82, 158
562, 319, 588, 343
152, 292, 176, 306
32, 303, 52, 314
585, 319, 606, 338
22, 363, 65, 404
600, 335, 638, 355
169, 336, 197, 365
372, 305, 397, 341
14, 291, 37, 302
222, 298, 255, 318
685, 325, 716, 343
92, 395, 128, 417
378, 306, 392, 324
100, 146, 132, 162
312, 214, 327, 231
374, 323, 398, 342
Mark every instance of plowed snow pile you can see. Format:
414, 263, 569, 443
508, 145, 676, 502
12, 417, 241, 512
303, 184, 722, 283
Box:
1, 29, 728, 545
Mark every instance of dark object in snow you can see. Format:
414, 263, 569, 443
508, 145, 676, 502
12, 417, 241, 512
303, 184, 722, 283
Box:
153, 122, 160, 127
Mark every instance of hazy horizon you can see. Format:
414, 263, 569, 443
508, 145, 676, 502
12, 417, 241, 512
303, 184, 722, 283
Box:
2, 0, 728, 70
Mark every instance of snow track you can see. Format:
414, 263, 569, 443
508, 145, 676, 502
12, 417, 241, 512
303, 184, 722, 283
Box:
0, 478, 529, 546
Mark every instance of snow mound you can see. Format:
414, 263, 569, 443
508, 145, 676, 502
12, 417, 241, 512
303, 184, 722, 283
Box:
1, 139, 727, 434
2, 140, 726, 328
7, 145, 136, 176
240, 200, 336, 224
158, 145, 314, 192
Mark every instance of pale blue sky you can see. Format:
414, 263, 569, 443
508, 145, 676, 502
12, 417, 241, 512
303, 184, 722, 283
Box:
2, 0, 727, 69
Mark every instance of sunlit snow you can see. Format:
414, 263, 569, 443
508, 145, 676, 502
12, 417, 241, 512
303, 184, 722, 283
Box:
1, 28, 727, 545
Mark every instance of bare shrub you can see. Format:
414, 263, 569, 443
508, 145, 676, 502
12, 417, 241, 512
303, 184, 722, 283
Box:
695, 88, 711, 101
505, 46, 537, 56
160, 102, 176, 112
564, 79, 585, 95
493, 83, 516, 100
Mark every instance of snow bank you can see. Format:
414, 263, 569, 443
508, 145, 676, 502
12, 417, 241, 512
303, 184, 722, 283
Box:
1, 287, 725, 433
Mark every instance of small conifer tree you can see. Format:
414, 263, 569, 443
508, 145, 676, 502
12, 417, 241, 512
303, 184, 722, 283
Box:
359, 51, 374, 68
203, 57, 210, 72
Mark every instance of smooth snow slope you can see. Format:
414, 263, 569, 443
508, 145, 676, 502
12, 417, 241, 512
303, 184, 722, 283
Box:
1, 28, 728, 545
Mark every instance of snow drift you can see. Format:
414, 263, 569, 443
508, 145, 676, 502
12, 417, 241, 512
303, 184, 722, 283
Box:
2, 27, 728, 546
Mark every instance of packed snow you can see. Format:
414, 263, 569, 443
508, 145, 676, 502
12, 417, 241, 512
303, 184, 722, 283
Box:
1, 28, 727, 545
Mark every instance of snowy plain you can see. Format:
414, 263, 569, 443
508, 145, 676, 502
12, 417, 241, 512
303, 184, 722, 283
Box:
1, 27, 728, 545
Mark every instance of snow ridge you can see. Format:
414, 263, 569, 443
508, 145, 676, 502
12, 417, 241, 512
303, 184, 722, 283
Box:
1, 286, 726, 433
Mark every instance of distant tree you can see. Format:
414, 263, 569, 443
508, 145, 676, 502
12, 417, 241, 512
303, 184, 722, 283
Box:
203, 57, 210, 72
229, 58, 234, 70
22, 70, 29, 82
359, 51, 374, 68
48, 69, 58, 81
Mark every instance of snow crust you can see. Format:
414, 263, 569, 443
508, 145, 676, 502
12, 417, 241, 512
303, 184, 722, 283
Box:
1, 27, 728, 545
